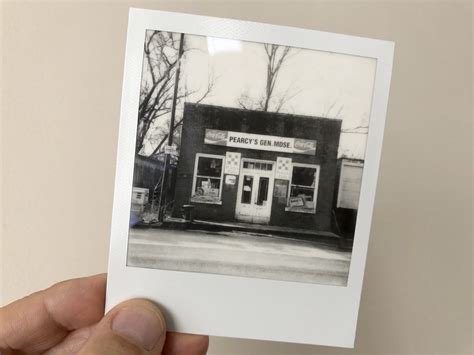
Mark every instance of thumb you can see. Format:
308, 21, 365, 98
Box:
78, 299, 166, 355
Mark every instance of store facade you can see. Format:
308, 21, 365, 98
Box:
173, 103, 342, 231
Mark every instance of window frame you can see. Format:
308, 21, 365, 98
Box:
191, 153, 225, 205
285, 162, 320, 214
241, 158, 275, 172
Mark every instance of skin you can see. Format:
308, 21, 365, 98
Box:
0, 274, 209, 354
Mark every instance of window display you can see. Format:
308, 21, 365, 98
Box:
286, 165, 318, 213
192, 154, 224, 203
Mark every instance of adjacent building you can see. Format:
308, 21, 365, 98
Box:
333, 158, 364, 239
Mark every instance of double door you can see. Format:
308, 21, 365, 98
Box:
235, 159, 274, 224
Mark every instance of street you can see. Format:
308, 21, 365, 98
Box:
127, 227, 351, 286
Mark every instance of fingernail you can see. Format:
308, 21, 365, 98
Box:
111, 306, 164, 351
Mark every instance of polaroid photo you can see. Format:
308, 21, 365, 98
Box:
106, 8, 394, 347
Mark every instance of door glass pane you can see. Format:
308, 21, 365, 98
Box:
256, 177, 269, 206
241, 175, 253, 204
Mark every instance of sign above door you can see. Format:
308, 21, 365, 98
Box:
204, 129, 316, 155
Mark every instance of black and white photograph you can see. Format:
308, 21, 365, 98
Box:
126, 29, 376, 287
105, 9, 395, 346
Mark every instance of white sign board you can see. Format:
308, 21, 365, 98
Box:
224, 151, 241, 175
164, 145, 178, 156
225, 175, 237, 185
205, 129, 316, 155
275, 156, 292, 180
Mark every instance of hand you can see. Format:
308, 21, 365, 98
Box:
0, 274, 209, 354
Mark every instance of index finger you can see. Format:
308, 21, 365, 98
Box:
0, 274, 106, 353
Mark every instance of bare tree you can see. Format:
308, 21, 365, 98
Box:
262, 44, 291, 111
136, 31, 215, 155
238, 44, 296, 112
148, 73, 217, 157
321, 101, 344, 119
136, 31, 181, 153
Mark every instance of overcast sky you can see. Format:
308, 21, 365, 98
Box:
142, 33, 377, 159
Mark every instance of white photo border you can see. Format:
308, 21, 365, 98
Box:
107, 8, 394, 348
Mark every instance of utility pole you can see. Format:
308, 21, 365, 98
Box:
168, 32, 185, 147
157, 33, 185, 221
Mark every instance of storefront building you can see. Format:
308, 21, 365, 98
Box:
173, 103, 342, 231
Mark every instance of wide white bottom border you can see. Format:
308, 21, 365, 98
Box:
107, 262, 359, 347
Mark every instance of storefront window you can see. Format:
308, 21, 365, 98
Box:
191, 154, 224, 204
286, 164, 319, 213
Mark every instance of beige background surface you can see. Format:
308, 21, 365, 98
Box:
1, 1, 472, 354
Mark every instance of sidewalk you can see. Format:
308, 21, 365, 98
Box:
136, 217, 345, 248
